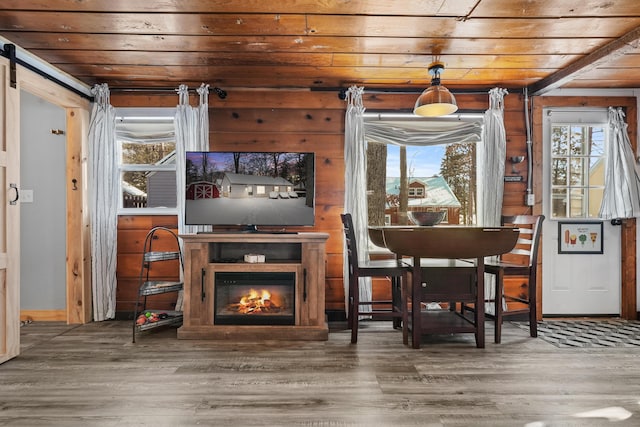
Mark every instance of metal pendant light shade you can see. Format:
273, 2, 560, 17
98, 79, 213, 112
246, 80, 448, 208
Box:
414, 61, 458, 117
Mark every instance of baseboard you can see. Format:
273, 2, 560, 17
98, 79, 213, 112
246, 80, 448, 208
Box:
20, 310, 66, 322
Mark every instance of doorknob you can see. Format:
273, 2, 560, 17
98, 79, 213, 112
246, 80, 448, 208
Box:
9, 183, 19, 205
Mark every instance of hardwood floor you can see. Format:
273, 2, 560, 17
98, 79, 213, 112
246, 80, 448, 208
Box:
1, 320, 639, 426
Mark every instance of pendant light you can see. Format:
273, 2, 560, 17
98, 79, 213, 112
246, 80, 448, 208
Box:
413, 61, 458, 117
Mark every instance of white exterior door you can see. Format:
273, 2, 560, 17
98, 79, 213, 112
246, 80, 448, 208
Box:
0, 56, 20, 364
542, 108, 621, 316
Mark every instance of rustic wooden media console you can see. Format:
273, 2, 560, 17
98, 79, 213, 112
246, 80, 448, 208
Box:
178, 232, 329, 340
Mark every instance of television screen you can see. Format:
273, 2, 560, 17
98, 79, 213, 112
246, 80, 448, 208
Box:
185, 151, 315, 228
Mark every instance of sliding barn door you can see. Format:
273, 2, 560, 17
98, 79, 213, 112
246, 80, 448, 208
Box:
0, 56, 20, 364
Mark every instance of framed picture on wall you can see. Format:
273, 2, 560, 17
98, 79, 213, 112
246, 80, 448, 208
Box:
557, 221, 603, 254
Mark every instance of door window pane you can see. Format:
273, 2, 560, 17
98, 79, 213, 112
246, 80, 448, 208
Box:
549, 123, 605, 218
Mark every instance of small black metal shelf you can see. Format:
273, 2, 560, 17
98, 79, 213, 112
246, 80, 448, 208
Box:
139, 281, 183, 297
132, 226, 184, 343
135, 310, 183, 332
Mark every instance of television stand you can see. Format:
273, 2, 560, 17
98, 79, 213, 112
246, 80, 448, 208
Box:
177, 232, 329, 341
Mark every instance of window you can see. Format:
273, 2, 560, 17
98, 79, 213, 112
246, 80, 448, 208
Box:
362, 113, 484, 236
116, 108, 177, 214
368, 140, 477, 227
549, 121, 606, 219
408, 187, 424, 197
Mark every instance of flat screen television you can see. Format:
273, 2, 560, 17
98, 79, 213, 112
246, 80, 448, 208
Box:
185, 151, 315, 229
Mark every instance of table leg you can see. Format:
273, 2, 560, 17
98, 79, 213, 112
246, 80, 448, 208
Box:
412, 257, 422, 349
475, 257, 485, 348
402, 270, 409, 345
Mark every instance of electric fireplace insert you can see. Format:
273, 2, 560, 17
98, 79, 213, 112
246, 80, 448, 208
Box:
214, 271, 295, 325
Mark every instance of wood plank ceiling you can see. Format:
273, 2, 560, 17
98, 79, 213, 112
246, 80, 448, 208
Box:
1, 0, 640, 95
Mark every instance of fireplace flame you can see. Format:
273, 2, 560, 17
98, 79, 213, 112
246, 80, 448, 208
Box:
239, 288, 271, 306
230, 288, 283, 314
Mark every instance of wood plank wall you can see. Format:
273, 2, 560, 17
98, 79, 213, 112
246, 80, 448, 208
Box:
111, 89, 531, 318
116, 215, 180, 314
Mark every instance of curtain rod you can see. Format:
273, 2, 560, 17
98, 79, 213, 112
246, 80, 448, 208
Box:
364, 111, 485, 122
311, 86, 520, 100
110, 86, 227, 99
109, 87, 190, 92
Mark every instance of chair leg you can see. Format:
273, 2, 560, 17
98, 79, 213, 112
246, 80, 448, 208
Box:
529, 306, 537, 338
350, 275, 360, 344
529, 277, 538, 338
494, 272, 504, 344
346, 272, 353, 330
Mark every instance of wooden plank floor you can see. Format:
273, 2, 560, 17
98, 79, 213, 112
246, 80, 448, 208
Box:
1, 320, 639, 426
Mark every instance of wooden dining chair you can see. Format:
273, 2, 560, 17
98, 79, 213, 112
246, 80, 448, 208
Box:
341, 213, 410, 344
485, 214, 545, 343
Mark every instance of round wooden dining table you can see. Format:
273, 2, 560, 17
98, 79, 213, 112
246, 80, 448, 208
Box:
368, 225, 519, 349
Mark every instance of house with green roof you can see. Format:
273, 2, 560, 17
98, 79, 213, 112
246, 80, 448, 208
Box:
385, 176, 461, 225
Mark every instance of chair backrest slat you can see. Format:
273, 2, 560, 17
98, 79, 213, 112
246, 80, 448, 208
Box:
500, 215, 545, 267
510, 248, 532, 257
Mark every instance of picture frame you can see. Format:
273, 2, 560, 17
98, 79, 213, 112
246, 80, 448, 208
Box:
557, 221, 603, 254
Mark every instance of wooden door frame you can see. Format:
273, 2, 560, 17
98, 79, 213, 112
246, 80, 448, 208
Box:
17, 65, 92, 324
532, 96, 637, 320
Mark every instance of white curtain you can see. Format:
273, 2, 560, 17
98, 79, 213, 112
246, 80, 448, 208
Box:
599, 107, 640, 219
343, 85, 372, 314
89, 83, 118, 321
364, 118, 483, 146
115, 122, 174, 144
478, 88, 508, 313
175, 83, 212, 235
479, 87, 508, 227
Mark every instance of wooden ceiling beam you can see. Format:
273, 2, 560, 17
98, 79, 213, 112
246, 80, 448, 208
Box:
529, 25, 640, 95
